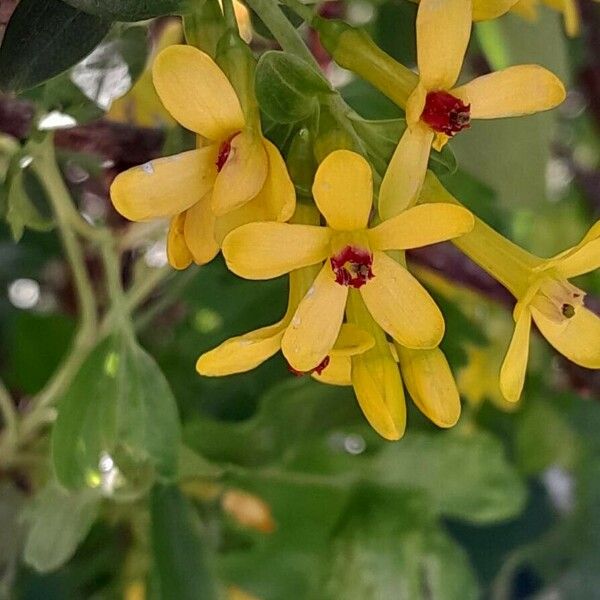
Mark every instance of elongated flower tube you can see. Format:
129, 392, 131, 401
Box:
420, 172, 600, 402
378, 0, 566, 219
222, 150, 474, 373
110, 44, 295, 269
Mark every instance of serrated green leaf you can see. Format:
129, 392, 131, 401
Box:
52, 335, 181, 492
256, 51, 332, 123
321, 489, 479, 600
150, 485, 218, 600
60, 0, 189, 21
6, 169, 54, 242
370, 430, 527, 523
0, 0, 112, 93
23, 482, 101, 573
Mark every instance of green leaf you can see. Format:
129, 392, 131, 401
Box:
23, 482, 101, 573
60, 0, 189, 21
321, 489, 479, 600
369, 430, 527, 524
6, 169, 54, 242
515, 400, 580, 475
150, 485, 218, 600
52, 336, 181, 492
255, 51, 332, 124
0, 0, 112, 93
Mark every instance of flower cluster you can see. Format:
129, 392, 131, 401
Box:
110, 0, 598, 440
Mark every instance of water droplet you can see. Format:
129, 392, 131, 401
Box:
344, 434, 366, 455
18, 155, 33, 169
239, 339, 254, 347
144, 241, 167, 268
292, 315, 302, 328
38, 110, 77, 130
306, 286, 315, 298
8, 278, 40, 309
142, 161, 154, 174
98, 452, 114, 473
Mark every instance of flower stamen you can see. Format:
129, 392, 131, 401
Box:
216, 133, 239, 172
288, 355, 331, 377
330, 246, 374, 289
421, 91, 471, 137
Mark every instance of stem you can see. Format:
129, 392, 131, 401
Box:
221, 0, 238, 31
244, 0, 318, 68
0, 379, 18, 454
31, 134, 98, 337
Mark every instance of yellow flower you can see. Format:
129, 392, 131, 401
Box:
419, 172, 600, 403
110, 45, 295, 269
511, 0, 580, 37
197, 204, 375, 376
379, 0, 566, 219
501, 222, 600, 401
222, 150, 474, 373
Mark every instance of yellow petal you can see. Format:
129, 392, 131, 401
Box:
312, 150, 373, 231
110, 147, 217, 221
331, 323, 375, 356
397, 345, 461, 428
360, 251, 445, 349
417, 0, 472, 90
281, 263, 348, 372
152, 45, 244, 140
196, 322, 285, 376
554, 222, 600, 278
453, 65, 566, 120
212, 138, 296, 244
472, 0, 519, 20
556, 238, 600, 279
351, 350, 406, 440
167, 213, 193, 270
211, 132, 269, 216
369, 203, 474, 250
378, 124, 434, 220
545, 0, 579, 36
405, 82, 428, 129
222, 222, 330, 279
312, 355, 351, 386
532, 306, 600, 369
499, 309, 531, 403
183, 194, 220, 265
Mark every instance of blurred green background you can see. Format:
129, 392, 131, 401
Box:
0, 0, 599, 598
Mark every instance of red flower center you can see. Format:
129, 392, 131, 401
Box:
215, 133, 239, 172
288, 355, 331, 377
330, 246, 374, 289
421, 91, 471, 137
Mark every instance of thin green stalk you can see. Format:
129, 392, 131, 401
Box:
31, 134, 98, 337
221, 0, 238, 31
244, 0, 318, 68
0, 378, 18, 456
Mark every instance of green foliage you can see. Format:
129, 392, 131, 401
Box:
0, 0, 111, 93
23, 482, 101, 573
5, 168, 54, 242
150, 485, 218, 600
52, 335, 181, 492
321, 490, 479, 600
256, 51, 332, 123
60, 0, 190, 21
